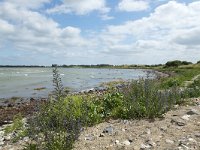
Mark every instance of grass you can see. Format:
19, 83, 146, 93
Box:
5, 63, 200, 150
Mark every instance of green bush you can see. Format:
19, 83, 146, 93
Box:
26, 67, 87, 150
117, 79, 181, 119
165, 60, 192, 68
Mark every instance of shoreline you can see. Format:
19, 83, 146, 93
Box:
0, 69, 169, 126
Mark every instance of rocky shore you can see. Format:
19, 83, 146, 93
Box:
0, 98, 199, 150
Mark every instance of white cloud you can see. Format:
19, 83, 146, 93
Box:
0, 0, 94, 59
5, 0, 50, 9
47, 0, 110, 15
97, 1, 200, 63
1, 0, 200, 65
118, 0, 149, 12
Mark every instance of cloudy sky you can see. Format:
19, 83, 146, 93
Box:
0, 0, 200, 65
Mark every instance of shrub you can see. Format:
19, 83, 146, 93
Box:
26, 67, 86, 150
165, 60, 192, 68
117, 79, 182, 119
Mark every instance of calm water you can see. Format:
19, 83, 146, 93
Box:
0, 68, 155, 98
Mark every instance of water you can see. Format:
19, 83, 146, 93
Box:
0, 67, 155, 98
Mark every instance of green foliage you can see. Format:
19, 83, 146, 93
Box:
197, 60, 200, 64
4, 113, 28, 143
26, 67, 86, 150
4, 113, 24, 134
116, 79, 182, 119
165, 60, 192, 68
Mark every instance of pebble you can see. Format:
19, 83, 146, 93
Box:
99, 133, 105, 137
122, 140, 131, 146
140, 143, 151, 149
187, 109, 199, 115
171, 118, 186, 126
194, 132, 200, 138
181, 115, 190, 121
115, 140, 120, 145
0, 141, 4, 146
4, 135, 12, 141
103, 126, 114, 134
85, 134, 96, 141
160, 126, 167, 132
165, 139, 174, 144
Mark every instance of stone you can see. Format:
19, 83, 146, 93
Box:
140, 143, 151, 149
103, 126, 114, 134
171, 118, 186, 126
146, 129, 151, 135
4, 135, 12, 141
181, 115, 190, 121
0, 141, 4, 146
85, 134, 96, 141
188, 138, 197, 143
187, 109, 199, 115
165, 139, 174, 144
99, 133, 105, 137
115, 140, 120, 145
160, 126, 167, 132
146, 139, 156, 147
122, 128, 126, 132
122, 140, 131, 146
194, 132, 200, 138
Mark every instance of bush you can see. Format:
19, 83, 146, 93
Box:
26, 67, 87, 150
165, 60, 192, 68
117, 79, 182, 119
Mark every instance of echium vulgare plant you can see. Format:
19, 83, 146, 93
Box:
26, 66, 86, 150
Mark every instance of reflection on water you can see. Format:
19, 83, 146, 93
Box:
0, 68, 155, 98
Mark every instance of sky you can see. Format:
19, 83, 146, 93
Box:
0, 0, 200, 65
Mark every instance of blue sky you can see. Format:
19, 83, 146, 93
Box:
0, 0, 200, 65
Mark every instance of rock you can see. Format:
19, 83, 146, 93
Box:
165, 139, 174, 144
174, 105, 179, 109
122, 140, 131, 146
0, 141, 4, 146
99, 133, 105, 137
23, 137, 29, 142
194, 132, 200, 138
4, 135, 12, 141
171, 118, 186, 126
146, 139, 156, 147
85, 134, 96, 141
140, 143, 151, 149
187, 109, 199, 115
188, 138, 197, 143
181, 115, 190, 121
160, 126, 167, 132
103, 126, 114, 134
146, 129, 151, 135
115, 140, 120, 145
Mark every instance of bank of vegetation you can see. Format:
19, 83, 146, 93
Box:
3, 60, 200, 150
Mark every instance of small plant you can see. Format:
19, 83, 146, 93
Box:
26, 67, 86, 150
4, 113, 28, 143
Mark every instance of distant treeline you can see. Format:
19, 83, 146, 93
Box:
1, 60, 199, 68
0, 65, 47, 68
52, 63, 164, 69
